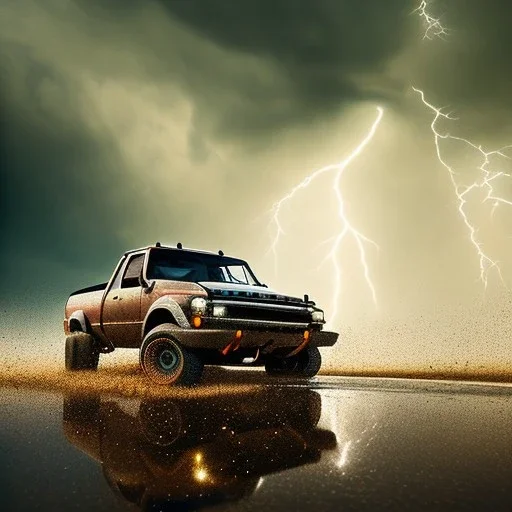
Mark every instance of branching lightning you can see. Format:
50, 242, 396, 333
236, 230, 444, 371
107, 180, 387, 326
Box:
413, 87, 512, 287
413, 2, 512, 287
265, 0, 509, 326
323, 108, 383, 318
269, 108, 383, 322
413, 0, 448, 40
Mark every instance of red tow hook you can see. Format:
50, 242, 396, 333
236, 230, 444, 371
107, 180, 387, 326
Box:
221, 330, 243, 356
286, 330, 311, 358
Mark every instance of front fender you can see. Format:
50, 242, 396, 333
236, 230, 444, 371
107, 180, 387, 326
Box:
142, 296, 191, 336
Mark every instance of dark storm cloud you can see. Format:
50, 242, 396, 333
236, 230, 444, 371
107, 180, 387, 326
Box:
1, 0, 512, 306
440, 0, 512, 101
50, 0, 512, 133
0, 0, 413, 305
66, 0, 412, 141
154, 0, 411, 137
161, 0, 512, 139
406, 0, 512, 135
165, 0, 408, 70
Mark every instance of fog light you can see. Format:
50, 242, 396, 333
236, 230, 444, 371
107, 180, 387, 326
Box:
192, 315, 202, 328
213, 305, 227, 317
311, 310, 324, 322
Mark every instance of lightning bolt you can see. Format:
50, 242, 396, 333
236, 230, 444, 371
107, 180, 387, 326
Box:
413, 87, 512, 287
267, 0, 507, 322
324, 108, 383, 321
269, 107, 383, 324
413, 0, 448, 40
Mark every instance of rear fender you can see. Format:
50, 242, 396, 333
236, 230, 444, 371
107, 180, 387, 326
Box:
68, 311, 90, 333
67, 310, 114, 353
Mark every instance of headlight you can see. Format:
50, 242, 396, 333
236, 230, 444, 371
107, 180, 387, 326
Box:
213, 305, 227, 317
311, 310, 324, 322
190, 297, 208, 315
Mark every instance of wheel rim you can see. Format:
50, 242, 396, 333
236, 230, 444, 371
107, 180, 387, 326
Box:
158, 348, 179, 371
142, 338, 184, 384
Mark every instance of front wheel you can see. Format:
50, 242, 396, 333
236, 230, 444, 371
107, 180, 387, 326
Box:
265, 346, 322, 379
140, 330, 203, 386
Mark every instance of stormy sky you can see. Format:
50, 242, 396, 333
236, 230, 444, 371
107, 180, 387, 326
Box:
1, 0, 512, 371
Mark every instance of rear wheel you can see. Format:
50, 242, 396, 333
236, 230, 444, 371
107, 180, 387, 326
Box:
140, 329, 203, 386
65, 332, 99, 371
265, 346, 321, 379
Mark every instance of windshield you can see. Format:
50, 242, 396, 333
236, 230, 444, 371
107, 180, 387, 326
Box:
146, 249, 260, 285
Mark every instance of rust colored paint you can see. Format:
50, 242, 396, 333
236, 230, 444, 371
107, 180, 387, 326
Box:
65, 290, 103, 326
102, 286, 143, 347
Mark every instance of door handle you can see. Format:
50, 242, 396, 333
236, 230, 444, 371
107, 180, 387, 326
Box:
113, 295, 118, 300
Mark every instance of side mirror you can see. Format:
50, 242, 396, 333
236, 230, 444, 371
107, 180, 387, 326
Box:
145, 282, 156, 293
138, 272, 148, 288
139, 272, 155, 293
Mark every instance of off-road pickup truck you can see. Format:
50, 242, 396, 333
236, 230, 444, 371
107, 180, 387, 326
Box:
64, 243, 339, 385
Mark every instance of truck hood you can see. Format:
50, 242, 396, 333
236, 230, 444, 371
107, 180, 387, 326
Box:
198, 281, 304, 304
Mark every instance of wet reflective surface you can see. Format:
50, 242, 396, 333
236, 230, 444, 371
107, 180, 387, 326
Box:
1, 374, 511, 511
63, 387, 334, 510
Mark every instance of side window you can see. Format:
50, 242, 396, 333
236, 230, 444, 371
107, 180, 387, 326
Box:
121, 254, 145, 289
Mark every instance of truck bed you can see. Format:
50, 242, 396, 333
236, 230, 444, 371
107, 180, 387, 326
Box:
66, 285, 106, 336
69, 283, 108, 297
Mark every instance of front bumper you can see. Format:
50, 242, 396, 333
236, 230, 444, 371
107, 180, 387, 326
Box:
174, 328, 339, 350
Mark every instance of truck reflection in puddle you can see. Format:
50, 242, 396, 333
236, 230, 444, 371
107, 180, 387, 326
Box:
63, 387, 336, 510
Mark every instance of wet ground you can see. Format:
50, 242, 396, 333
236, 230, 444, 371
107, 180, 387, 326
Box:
1, 369, 511, 511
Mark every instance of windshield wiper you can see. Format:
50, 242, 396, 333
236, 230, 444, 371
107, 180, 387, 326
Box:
225, 267, 248, 285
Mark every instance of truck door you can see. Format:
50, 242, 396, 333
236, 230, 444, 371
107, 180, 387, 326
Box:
102, 253, 145, 348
